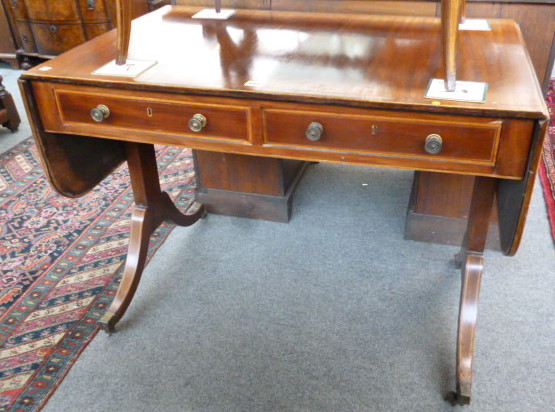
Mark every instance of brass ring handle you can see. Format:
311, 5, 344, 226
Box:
189, 113, 207, 132
90, 104, 110, 122
306, 122, 324, 141
425, 134, 443, 154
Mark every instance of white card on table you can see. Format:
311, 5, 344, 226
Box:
459, 19, 491, 31
92, 60, 157, 77
192, 9, 235, 20
425, 79, 488, 103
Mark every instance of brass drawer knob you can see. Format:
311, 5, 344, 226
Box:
425, 134, 443, 154
90, 104, 110, 122
306, 122, 324, 141
189, 113, 207, 132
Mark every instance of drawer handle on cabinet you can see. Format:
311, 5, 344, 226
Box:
425, 134, 443, 155
306, 122, 324, 141
90, 105, 110, 122
189, 114, 207, 132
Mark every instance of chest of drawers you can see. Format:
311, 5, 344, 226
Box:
1, 0, 165, 68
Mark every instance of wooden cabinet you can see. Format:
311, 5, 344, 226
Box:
0, 1, 18, 67
0, 0, 170, 68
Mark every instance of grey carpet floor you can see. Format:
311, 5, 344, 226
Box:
2, 63, 554, 411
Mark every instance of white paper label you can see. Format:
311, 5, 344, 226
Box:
92, 60, 157, 77
459, 19, 491, 31
192, 9, 235, 20
425, 79, 488, 103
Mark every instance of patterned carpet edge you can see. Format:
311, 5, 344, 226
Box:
0, 137, 196, 411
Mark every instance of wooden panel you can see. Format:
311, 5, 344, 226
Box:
30, 23, 86, 55
24, 0, 80, 22
0, 1, 18, 66
497, 119, 548, 255
272, 0, 436, 15
78, 0, 110, 22
20, 78, 127, 198
500, 3, 555, 92
263, 108, 501, 165
54, 89, 252, 143
464, 2, 501, 17
194, 151, 308, 222
195, 151, 287, 195
84, 22, 112, 40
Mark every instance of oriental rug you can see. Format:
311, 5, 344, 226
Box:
0, 138, 195, 411
539, 80, 555, 243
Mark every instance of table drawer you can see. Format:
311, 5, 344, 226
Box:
55, 90, 250, 142
263, 109, 502, 165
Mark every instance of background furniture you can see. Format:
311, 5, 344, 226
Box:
0, 74, 20, 131
0, 2, 18, 68
0, 0, 170, 69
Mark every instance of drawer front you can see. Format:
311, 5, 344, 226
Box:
84, 22, 111, 40
263, 109, 501, 165
55, 90, 251, 142
31, 23, 86, 55
78, 0, 110, 22
24, 0, 80, 22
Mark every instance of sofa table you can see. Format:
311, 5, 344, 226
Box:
19, 6, 548, 404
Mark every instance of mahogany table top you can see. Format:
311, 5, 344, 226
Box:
23, 6, 548, 119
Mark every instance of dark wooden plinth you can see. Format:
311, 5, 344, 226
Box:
193, 150, 309, 223
404, 172, 500, 250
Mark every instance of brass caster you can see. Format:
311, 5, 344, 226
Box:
445, 391, 471, 406
98, 314, 116, 335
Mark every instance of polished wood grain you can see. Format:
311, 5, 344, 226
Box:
55, 88, 251, 141
194, 151, 308, 222
0, 2, 18, 67
497, 119, 548, 256
19, 78, 127, 198
31, 81, 536, 179
263, 107, 501, 164
25, 7, 546, 118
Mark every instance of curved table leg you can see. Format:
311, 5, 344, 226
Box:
448, 176, 497, 404
99, 142, 204, 333
455, 252, 483, 404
